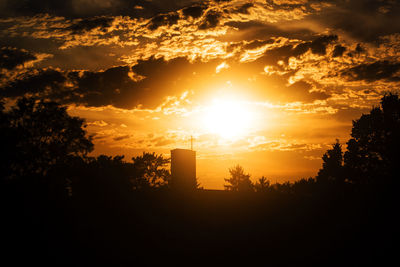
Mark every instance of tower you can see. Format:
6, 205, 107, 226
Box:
170, 148, 196, 190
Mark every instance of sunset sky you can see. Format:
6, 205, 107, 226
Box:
1, 0, 400, 188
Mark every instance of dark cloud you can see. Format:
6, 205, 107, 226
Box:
0, 0, 199, 19
113, 134, 131, 141
307, 0, 400, 42
1, 68, 66, 98
341, 60, 400, 82
261, 44, 294, 66
68, 16, 114, 33
147, 12, 180, 30
70, 57, 202, 108
0, 0, 71, 17
222, 21, 315, 42
234, 3, 253, 14
332, 45, 346, 58
2, 0, 400, 46
0, 56, 213, 108
0, 65, 137, 107
255, 35, 338, 67
266, 0, 309, 9
355, 43, 364, 54
37, 45, 124, 71
71, 65, 137, 107
198, 10, 222, 30
346, 43, 366, 58
181, 4, 206, 19
309, 35, 338, 55
0, 47, 37, 70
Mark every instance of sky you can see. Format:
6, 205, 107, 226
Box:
1, 0, 400, 189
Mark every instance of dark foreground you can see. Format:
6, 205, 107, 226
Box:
3, 186, 398, 266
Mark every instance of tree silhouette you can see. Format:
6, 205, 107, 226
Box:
0, 100, 14, 179
224, 164, 253, 192
254, 176, 271, 192
316, 139, 344, 184
344, 93, 400, 185
0, 97, 93, 180
131, 152, 171, 190
70, 155, 135, 199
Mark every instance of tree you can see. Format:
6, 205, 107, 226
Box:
292, 177, 316, 196
70, 155, 135, 198
131, 152, 171, 190
224, 165, 253, 192
316, 139, 344, 184
0, 100, 14, 179
344, 93, 400, 185
0, 97, 93, 180
254, 176, 271, 192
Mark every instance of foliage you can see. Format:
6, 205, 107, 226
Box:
254, 176, 271, 192
0, 97, 93, 180
69, 153, 171, 197
224, 164, 253, 192
316, 139, 344, 183
292, 177, 317, 196
67, 155, 134, 199
344, 93, 400, 185
131, 152, 171, 190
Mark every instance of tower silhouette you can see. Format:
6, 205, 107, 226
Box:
170, 148, 196, 190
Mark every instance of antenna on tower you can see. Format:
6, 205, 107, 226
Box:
190, 135, 193, 150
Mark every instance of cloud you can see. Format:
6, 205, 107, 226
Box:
87, 120, 108, 127
0, 47, 37, 70
331, 44, 346, 57
234, 3, 254, 14
181, 4, 206, 19
1, 56, 214, 108
0, 0, 199, 18
251, 140, 322, 152
1, 68, 66, 98
308, 35, 338, 55
150, 136, 176, 147
113, 134, 131, 141
249, 35, 338, 69
198, 9, 222, 30
305, 0, 400, 42
67, 16, 114, 33
147, 12, 180, 30
341, 60, 400, 82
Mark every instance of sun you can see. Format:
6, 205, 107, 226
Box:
202, 98, 254, 140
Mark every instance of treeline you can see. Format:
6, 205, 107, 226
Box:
0, 98, 173, 200
224, 93, 400, 194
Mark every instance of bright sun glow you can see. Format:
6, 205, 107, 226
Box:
202, 98, 254, 140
